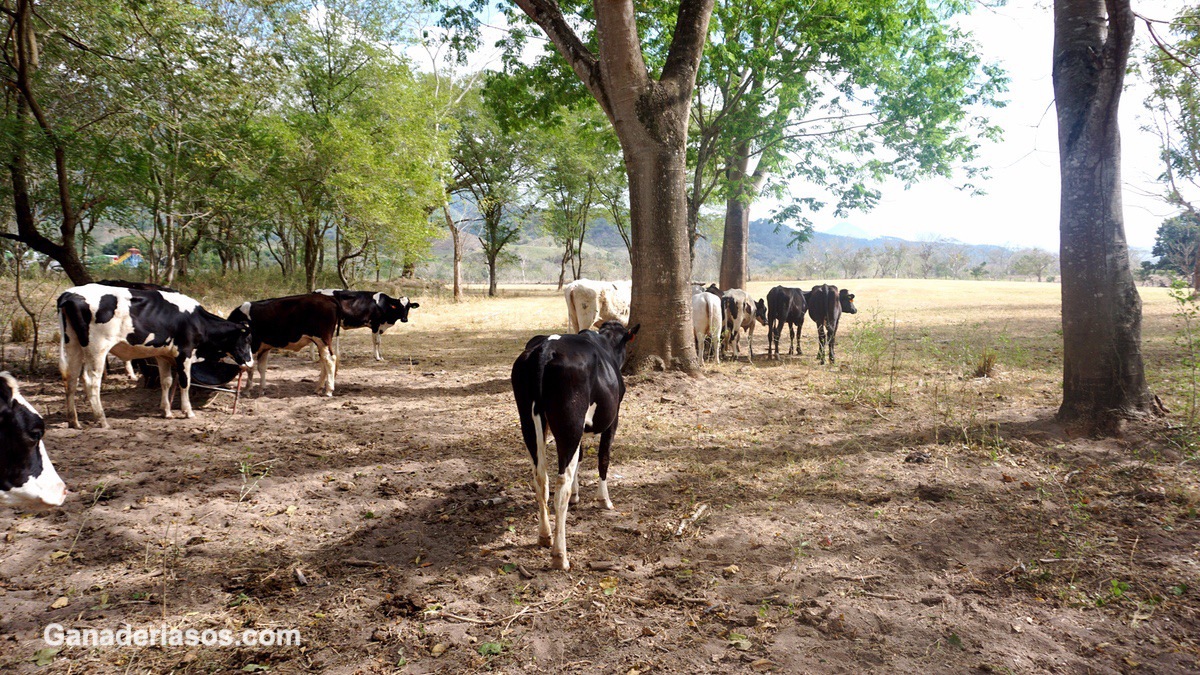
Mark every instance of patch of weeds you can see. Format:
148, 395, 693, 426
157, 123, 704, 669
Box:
237, 457, 273, 509
973, 350, 997, 378
1095, 579, 1130, 607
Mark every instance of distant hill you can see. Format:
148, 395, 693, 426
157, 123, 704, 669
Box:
419, 217, 1070, 284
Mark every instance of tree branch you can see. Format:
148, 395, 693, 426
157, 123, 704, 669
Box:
661, 0, 716, 89
511, 0, 610, 116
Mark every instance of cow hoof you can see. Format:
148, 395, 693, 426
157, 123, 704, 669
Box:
569, 494, 579, 505
551, 554, 570, 571
163, 412, 174, 419
184, 411, 196, 419
68, 421, 81, 430
602, 500, 614, 510
538, 534, 552, 548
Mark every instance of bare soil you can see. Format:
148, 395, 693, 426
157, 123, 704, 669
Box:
0, 279, 1197, 674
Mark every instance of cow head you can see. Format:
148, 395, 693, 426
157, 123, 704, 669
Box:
381, 295, 418, 325
209, 319, 255, 370
839, 289, 857, 314
705, 284, 722, 297
754, 299, 768, 325
0, 373, 66, 508
597, 321, 639, 367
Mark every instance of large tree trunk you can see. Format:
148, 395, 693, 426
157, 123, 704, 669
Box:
622, 141, 698, 371
1053, 0, 1153, 430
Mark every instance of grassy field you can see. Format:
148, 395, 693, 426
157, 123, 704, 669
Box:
0, 278, 1197, 673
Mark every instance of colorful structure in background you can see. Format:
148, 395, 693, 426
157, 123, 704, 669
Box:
110, 247, 142, 268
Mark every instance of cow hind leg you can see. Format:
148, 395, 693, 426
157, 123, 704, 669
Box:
817, 325, 828, 364
597, 422, 616, 510
80, 353, 108, 428
156, 357, 175, 418
62, 348, 84, 429
552, 443, 581, 571
570, 457, 581, 505
372, 332, 383, 361
523, 409, 552, 548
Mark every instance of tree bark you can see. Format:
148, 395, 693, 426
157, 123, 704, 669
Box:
1053, 0, 1153, 430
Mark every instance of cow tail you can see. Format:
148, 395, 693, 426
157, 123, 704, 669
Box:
566, 287, 574, 332
57, 295, 90, 349
531, 345, 554, 418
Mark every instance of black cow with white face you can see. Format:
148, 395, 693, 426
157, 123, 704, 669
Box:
511, 321, 639, 571
229, 293, 341, 396
314, 289, 418, 361
1, 373, 66, 508
58, 284, 254, 428
806, 284, 857, 364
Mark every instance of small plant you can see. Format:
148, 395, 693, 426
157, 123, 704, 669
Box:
973, 349, 997, 378
236, 457, 272, 509
1169, 279, 1200, 425
10, 316, 31, 343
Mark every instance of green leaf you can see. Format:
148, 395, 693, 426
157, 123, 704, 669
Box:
477, 642, 504, 656
242, 664, 268, 672
500, 563, 518, 575
30, 648, 59, 666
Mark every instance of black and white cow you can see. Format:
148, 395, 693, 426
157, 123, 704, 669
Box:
720, 289, 768, 362
58, 284, 254, 428
1, 372, 66, 507
806, 284, 857, 364
766, 285, 808, 359
314, 289, 418, 361
229, 293, 341, 396
511, 320, 639, 571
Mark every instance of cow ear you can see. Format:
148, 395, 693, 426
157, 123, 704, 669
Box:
849, 294, 855, 301
627, 324, 640, 340
409, 302, 420, 309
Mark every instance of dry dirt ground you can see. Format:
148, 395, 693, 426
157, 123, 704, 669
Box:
0, 279, 1198, 674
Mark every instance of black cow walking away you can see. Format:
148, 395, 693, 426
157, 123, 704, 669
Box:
766, 286, 808, 359
229, 294, 341, 397
315, 290, 419, 361
511, 321, 639, 571
807, 284, 858, 364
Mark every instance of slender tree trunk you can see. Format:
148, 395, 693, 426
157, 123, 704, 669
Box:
442, 203, 464, 301
719, 195, 750, 291
1053, 0, 1153, 430
487, 254, 498, 297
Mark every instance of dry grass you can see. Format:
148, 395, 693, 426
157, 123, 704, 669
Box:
0, 277, 1197, 674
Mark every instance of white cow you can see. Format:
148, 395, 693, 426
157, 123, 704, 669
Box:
564, 279, 631, 332
691, 291, 722, 364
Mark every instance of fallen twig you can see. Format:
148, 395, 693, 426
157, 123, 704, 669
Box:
1037, 558, 1082, 564
835, 574, 884, 582
675, 503, 708, 536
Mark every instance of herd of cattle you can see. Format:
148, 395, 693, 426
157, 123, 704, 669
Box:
2, 277, 855, 571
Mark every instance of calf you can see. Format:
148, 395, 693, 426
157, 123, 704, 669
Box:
315, 289, 419, 361
511, 321, 639, 571
720, 289, 768, 362
691, 291, 722, 364
1, 372, 66, 507
58, 284, 254, 428
807, 284, 858, 364
229, 294, 341, 396
564, 279, 631, 332
766, 285, 808, 359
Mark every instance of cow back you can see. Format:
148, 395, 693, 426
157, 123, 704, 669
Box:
807, 284, 842, 328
